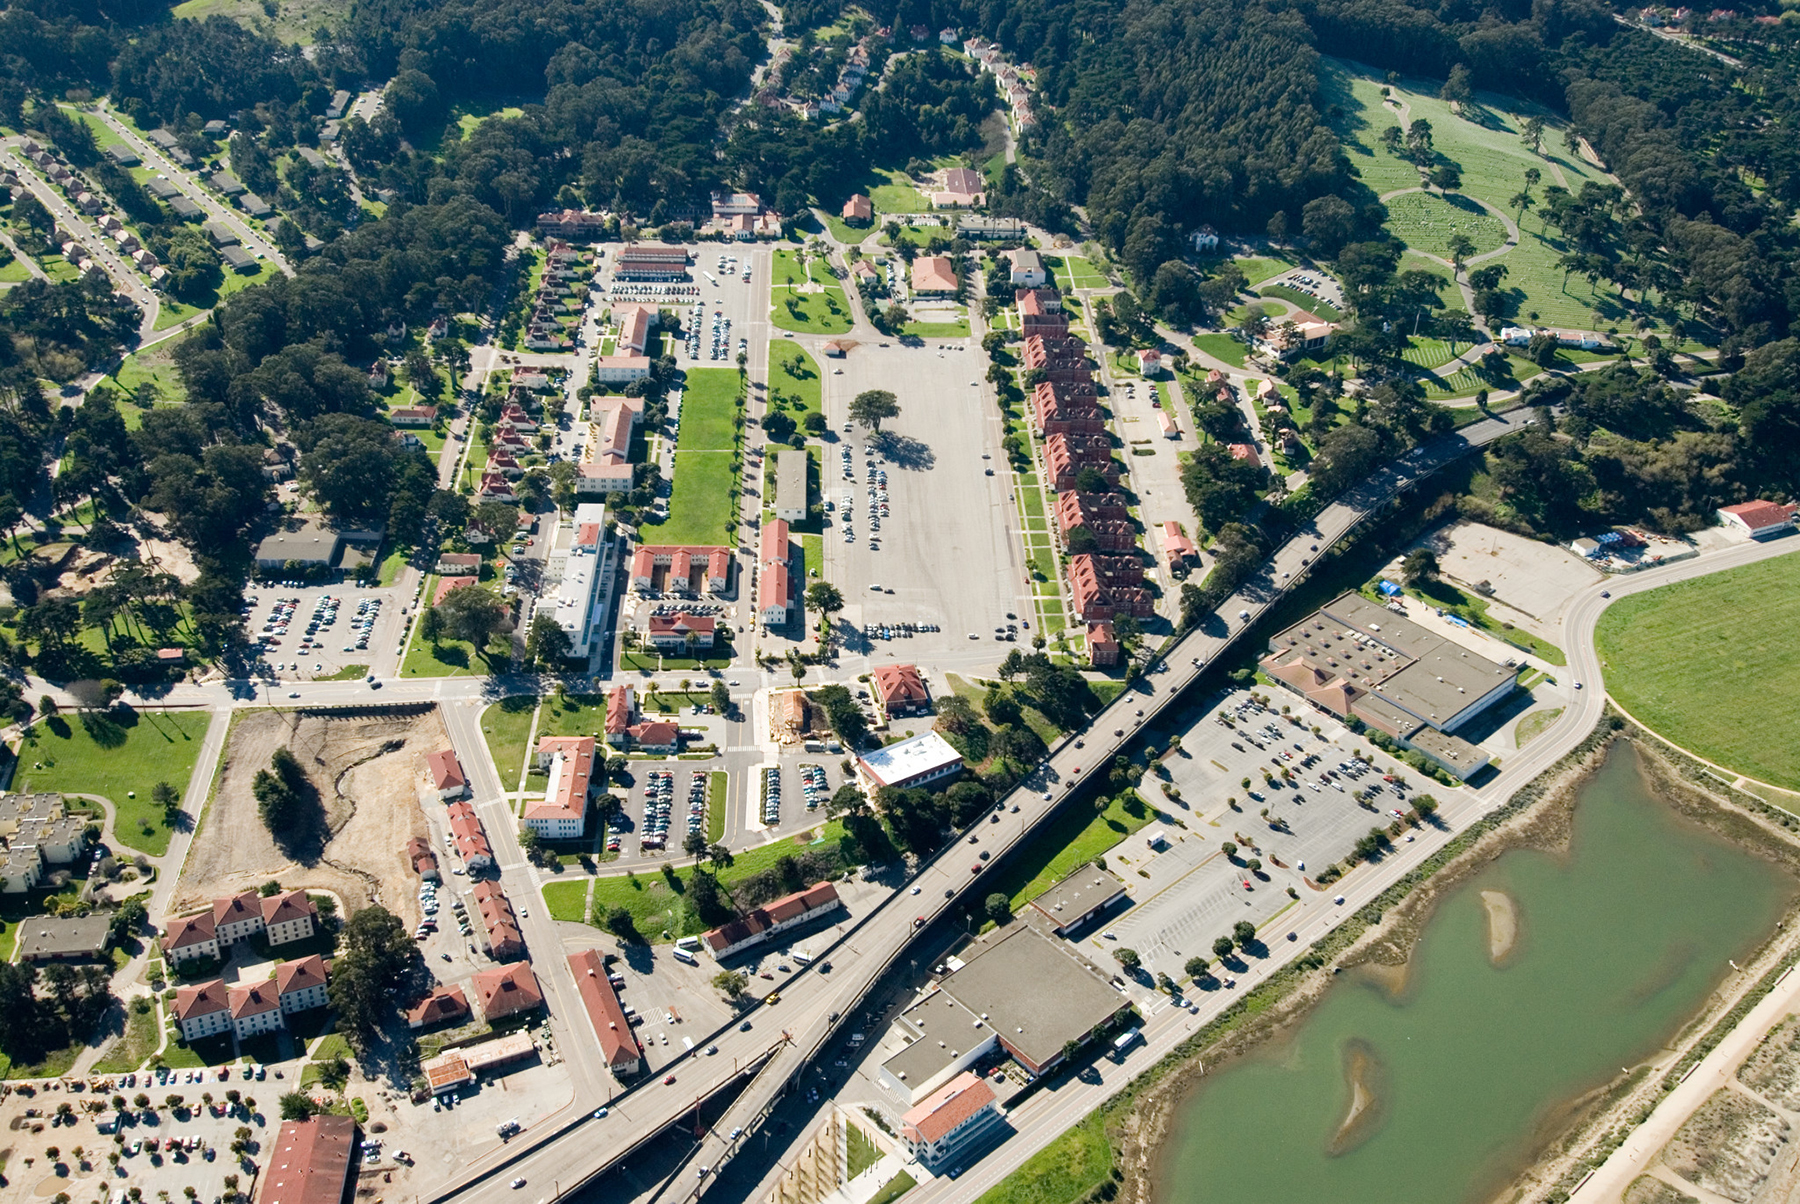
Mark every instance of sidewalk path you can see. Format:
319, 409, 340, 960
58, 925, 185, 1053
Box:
1573, 964, 1800, 1201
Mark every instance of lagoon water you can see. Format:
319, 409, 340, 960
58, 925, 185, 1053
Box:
1156, 743, 1793, 1204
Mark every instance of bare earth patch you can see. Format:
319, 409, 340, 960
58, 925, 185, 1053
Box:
175, 707, 445, 927
1480, 888, 1518, 964
1659, 1086, 1788, 1202
1738, 1016, 1800, 1110
1624, 1173, 1699, 1204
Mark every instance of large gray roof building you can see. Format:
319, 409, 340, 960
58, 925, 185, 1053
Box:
1260, 591, 1516, 778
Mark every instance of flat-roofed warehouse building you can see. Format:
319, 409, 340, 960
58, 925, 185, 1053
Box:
1025, 865, 1126, 937
1259, 591, 1517, 779
774, 448, 808, 523
878, 925, 1127, 1099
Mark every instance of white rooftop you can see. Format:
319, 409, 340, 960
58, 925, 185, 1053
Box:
555, 502, 612, 658
859, 731, 963, 787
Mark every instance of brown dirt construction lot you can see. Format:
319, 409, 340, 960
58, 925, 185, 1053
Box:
174, 706, 447, 929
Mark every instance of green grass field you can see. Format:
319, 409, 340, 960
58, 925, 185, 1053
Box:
170, 0, 348, 44
401, 605, 512, 679
973, 1114, 1113, 1204
769, 347, 823, 421
1596, 555, 1800, 789
707, 771, 727, 843
676, 369, 743, 451
482, 695, 540, 792
638, 369, 743, 545
1193, 333, 1249, 368
848, 1124, 882, 1179
773, 285, 854, 335
868, 172, 931, 214
902, 318, 970, 338
1323, 57, 1640, 334
1256, 284, 1344, 323
542, 879, 589, 922
646, 451, 738, 545
988, 791, 1156, 911
92, 999, 163, 1074
108, 337, 191, 404
1230, 254, 1300, 286
154, 261, 276, 331
589, 821, 849, 941
16, 709, 214, 855
1381, 190, 1510, 260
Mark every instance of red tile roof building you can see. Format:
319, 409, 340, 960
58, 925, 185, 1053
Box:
473, 961, 544, 1020
569, 949, 644, 1076
213, 890, 265, 946
1067, 553, 1153, 622
1023, 340, 1094, 386
473, 879, 526, 961
426, 749, 466, 799
626, 720, 680, 752
605, 684, 635, 745
900, 1071, 1001, 1169
613, 303, 658, 355
406, 985, 471, 1029
407, 837, 440, 882
647, 612, 717, 650
759, 518, 792, 626
261, 890, 319, 946
910, 255, 958, 295
1030, 381, 1105, 437
228, 981, 284, 1038
612, 244, 690, 280
1043, 432, 1118, 492
630, 545, 732, 595
274, 954, 329, 1014
161, 910, 220, 966
256, 1116, 356, 1204
1162, 521, 1198, 569
702, 882, 843, 958
841, 194, 873, 222
446, 800, 494, 870
527, 735, 596, 839
1087, 621, 1121, 667
870, 663, 930, 719
1053, 491, 1137, 553
172, 978, 232, 1041
1718, 500, 1797, 537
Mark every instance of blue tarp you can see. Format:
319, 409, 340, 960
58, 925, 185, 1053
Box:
1377, 579, 1402, 597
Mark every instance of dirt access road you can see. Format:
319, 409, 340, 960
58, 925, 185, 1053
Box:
174, 706, 446, 929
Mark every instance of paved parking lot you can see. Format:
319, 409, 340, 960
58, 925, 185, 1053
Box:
818, 340, 1031, 662
592, 244, 769, 370
1092, 689, 1456, 981
396, 1042, 574, 1181
245, 581, 410, 681
1264, 266, 1343, 313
